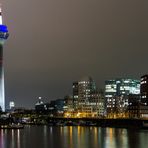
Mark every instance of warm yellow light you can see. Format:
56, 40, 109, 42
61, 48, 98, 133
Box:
77, 113, 80, 117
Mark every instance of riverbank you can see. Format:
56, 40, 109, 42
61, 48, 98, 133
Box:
27, 117, 148, 129
1, 116, 148, 129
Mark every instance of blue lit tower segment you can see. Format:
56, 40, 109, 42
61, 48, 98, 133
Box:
0, 5, 9, 111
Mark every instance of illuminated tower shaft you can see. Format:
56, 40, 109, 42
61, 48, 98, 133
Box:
0, 5, 9, 111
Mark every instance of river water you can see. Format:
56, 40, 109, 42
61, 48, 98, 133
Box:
0, 125, 148, 148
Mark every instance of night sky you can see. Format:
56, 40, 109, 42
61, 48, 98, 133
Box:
1, 0, 148, 108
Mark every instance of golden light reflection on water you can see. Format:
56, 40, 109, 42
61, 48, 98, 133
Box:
60, 126, 63, 134
69, 126, 73, 148
109, 128, 114, 146
0, 126, 148, 148
69, 126, 73, 138
77, 126, 80, 135
104, 128, 128, 148
64, 127, 129, 148
65, 126, 100, 148
77, 126, 81, 148
94, 127, 98, 146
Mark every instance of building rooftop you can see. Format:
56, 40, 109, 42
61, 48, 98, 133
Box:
79, 76, 93, 82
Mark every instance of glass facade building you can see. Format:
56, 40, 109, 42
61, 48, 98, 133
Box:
105, 79, 140, 98
105, 78, 140, 116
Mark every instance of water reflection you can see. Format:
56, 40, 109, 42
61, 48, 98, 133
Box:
11, 130, 14, 148
59, 126, 128, 148
0, 129, 4, 148
103, 128, 128, 148
0, 129, 21, 148
0, 126, 147, 148
58, 126, 143, 148
17, 130, 20, 148
43, 126, 48, 148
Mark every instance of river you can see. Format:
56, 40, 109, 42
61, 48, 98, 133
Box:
0, 125, 148, 148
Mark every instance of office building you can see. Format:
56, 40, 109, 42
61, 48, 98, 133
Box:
105, 78, 140, 117
72, 82, 78, 110
139, 75, 148, 118
72, 76, 103, 117
140, 75, 148, 105
78, 76, 97, 109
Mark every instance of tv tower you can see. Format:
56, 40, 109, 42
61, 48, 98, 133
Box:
0, 4, 9, 111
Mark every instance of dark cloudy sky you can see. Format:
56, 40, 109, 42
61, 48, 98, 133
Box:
1, 0, 148, 108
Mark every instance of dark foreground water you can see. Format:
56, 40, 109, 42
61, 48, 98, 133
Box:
0, 125, 148, 148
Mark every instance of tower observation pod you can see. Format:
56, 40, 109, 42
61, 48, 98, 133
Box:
0, 5, 9, 111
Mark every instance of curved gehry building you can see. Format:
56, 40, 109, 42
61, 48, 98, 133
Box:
0, 5, 9, 111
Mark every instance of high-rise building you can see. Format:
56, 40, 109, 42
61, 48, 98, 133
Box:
128, 94, 141, 118
72, 82, 78, 110
0, 5, 9, 111
72, 76, 103, 117
105, 78, 140, 117
139, 75, 148, 118
105, 79, 140, 98
140, 75, 148, 105
78, 76, 97, 108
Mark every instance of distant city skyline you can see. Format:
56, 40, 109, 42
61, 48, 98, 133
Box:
1, 0, 148, 108
7, 75, 143, 109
